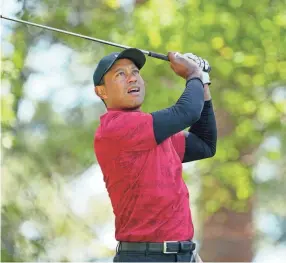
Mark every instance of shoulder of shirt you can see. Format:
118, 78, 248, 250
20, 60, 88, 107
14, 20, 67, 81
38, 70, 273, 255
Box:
95, 111, 151, 139
101, 110, 150, 122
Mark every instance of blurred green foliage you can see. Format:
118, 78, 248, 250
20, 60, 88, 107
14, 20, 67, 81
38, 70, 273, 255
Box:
1, 0, 286, 261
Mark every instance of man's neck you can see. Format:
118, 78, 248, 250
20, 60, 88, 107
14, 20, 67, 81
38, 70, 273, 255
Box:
107, 107, 142, 112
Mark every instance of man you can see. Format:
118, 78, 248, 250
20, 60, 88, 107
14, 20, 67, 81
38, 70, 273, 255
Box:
93, 48, 217, 262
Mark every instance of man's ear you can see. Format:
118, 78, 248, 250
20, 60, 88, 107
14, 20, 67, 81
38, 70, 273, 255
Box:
94, 85, 108, 100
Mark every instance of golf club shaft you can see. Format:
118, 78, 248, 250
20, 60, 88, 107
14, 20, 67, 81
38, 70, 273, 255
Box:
0, 15, 169, 61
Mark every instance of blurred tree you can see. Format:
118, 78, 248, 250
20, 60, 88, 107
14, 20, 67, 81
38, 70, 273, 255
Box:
1, 0, 122, 261
1, 0, 285, 261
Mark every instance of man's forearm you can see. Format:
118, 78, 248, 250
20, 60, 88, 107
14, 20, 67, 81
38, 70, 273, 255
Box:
182, 100, 217, 162
151, 78, 204, 145
188, 100, 217, 154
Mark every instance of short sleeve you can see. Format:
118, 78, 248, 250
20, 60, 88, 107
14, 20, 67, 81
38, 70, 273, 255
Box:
171, 131, 186, 161
102, 111, 157, 151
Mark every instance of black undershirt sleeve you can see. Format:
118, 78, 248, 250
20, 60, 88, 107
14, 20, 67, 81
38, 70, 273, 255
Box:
151, 78, 204, 144
182, 100, 217, 162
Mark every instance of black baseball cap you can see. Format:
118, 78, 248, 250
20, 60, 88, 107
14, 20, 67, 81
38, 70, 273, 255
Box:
93, 48, 146, 86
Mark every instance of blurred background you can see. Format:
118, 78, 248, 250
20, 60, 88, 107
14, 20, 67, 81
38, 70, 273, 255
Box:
1, 0, 286, 262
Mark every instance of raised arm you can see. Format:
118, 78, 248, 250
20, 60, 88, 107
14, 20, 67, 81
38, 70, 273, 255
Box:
151, 52, 205, 144
182, 84, 217, 162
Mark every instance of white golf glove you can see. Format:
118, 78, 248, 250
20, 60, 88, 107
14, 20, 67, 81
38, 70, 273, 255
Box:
183, 53, 211, 85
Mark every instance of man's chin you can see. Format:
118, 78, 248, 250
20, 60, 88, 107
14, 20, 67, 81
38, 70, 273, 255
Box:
123, 101, 143, 111
124, 105, 142, 111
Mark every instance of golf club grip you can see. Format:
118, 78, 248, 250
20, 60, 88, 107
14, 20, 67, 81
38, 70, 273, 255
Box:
149, 52, 169, 61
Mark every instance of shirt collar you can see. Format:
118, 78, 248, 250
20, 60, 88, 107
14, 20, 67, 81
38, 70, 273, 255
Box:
106, 107, 142, 112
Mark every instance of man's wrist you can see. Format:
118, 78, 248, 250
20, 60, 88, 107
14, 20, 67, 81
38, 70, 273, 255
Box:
186, 70, 203, 82
186, 77, 204, 87
204, 84, 211, 101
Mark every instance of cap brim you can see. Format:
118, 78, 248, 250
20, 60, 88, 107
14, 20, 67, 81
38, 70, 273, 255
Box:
115, 48, 146, 70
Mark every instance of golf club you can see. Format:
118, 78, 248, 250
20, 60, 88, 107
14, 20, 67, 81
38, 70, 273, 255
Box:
1, 14, 169, 61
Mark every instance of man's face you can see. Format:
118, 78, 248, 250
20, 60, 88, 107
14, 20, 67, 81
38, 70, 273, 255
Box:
96, 59, 145, 110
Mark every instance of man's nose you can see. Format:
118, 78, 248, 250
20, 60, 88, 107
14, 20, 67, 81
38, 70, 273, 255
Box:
127, 73, 137, 83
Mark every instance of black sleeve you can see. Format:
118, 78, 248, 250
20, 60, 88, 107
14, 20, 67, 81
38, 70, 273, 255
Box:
182, 100, 217, 162
151, 78, 204, 144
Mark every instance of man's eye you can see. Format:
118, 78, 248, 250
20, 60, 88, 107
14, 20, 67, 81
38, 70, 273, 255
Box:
116, 72, 125, 77
133, 69, 139, 74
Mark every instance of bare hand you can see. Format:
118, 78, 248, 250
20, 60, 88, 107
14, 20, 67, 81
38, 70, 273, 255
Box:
168, 52, 203, 80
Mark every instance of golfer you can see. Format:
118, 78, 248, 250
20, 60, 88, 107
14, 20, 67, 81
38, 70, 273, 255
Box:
93, 48, 217, 262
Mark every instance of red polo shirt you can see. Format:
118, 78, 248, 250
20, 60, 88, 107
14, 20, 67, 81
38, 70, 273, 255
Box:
94, 109, 194, 242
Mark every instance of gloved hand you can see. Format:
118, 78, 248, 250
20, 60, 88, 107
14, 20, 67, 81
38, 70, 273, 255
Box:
183, 53, 211, 85
168, 52, 203, 81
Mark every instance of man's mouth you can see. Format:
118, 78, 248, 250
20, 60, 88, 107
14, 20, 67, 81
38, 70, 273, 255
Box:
127, 86, 140, 94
